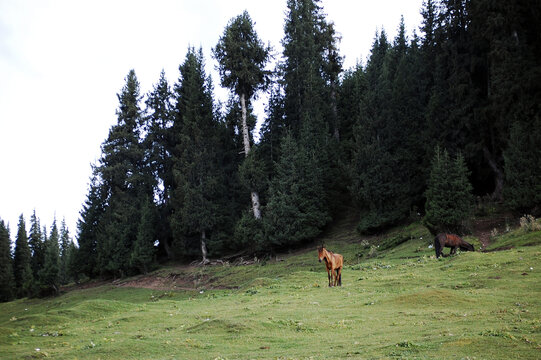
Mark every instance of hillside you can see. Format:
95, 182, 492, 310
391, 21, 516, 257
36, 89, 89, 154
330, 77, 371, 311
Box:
1, 215, 540, 359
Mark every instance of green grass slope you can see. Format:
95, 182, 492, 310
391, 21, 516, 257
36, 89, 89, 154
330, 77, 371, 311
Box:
1, 218, 540, 359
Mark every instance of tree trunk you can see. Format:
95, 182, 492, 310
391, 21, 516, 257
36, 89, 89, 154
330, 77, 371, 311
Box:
251, 191, 262, 219
162, 239, 173, 260
483, 146, 504, 202
240, 93, 262, 219
201, 230, 209, 264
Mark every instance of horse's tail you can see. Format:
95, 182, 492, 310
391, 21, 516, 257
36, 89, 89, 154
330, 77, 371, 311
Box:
434, 234, 443, 258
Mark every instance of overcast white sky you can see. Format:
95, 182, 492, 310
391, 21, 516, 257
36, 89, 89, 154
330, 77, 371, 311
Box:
0, 0, 423, 241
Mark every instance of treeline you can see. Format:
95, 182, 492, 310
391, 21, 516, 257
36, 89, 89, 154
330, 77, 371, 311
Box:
0, 213, 77, 301
73, 0, 541, 278
2, 0, 539, 291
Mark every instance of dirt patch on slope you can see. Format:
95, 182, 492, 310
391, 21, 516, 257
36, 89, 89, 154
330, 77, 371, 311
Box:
116, 272, 198, 291
471, 215, 514, 250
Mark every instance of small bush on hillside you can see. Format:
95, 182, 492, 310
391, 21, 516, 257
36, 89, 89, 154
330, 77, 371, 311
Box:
519, 215, 541, 232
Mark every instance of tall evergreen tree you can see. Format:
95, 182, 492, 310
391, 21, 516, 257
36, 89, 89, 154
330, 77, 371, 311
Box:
264, 0, 340, 245
214, 10, 271, 220
170, 48, 224, 262
65, 240, 79, 284
0, 219, 15, 302
130, 197, 157, 273
58, 219, 71, 285
424, 147, 474, 234
337, 65, 367, 163
281, 0, 335, 135
503, 116, 541, 212
13, 215, 33, 297
265, 129, 330, 250
28, 210, 44, 280
144, 70, 175, 259
76, 170, 105, 278
97, 69, 151, 277
350, 29, 410, 232
38, 220, 60, 296
259, 83, 286, 171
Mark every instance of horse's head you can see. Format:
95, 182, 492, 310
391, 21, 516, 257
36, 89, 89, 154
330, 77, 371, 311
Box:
317, 246, 325, 262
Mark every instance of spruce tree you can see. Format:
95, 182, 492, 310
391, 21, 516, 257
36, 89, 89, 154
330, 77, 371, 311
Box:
28, 210, 44, 280
337, 65, 367, 163
65, 240, 79, 284
97, 69, 150, 277
130, 197, 157, 273
76, 170, 105, 278
265, 129, 330, 250
214, 10, 271, 219
264, 132, 306, 249
38, 220, 60, 296
424, 147, 474, 234
0, 219, 15, 302
171, 48, 224, 262
144, 70, 175, 259
503, 117, 541, 212
350, 30, 402, 232
13, 215, 33, 297
264, 0, 338, 245
58, 219, 71, 284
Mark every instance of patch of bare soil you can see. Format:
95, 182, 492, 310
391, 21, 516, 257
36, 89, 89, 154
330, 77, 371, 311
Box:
115, 271, 199, 291
114, 263, 242, 291
471, 214, 513, 250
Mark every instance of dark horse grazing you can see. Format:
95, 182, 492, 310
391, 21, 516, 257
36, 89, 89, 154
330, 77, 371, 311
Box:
434, 233, 475, 258
317, 246, 343, 287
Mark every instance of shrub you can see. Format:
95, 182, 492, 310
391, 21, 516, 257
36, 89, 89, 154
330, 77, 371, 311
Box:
519, 215, 541, 233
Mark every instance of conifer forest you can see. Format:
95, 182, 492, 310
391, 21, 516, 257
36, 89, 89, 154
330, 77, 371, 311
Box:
1, 0, 540, 300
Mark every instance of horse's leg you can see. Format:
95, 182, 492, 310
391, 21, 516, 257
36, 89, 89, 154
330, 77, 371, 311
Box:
450, 246, 456, 255
337, 267, 342, 286
327, 268, 331, 287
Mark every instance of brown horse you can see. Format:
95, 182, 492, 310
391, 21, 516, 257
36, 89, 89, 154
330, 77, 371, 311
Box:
318, 246, 343, 287
434, 233, 475, 258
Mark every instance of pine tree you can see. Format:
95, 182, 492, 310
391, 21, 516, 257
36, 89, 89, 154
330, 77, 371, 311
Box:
65, 240, 79, 284
213, 10, 271, 219
0, 219, 15, 302
263, 0, 338, 244
264, 132, 306, 249
97, 69, 150, 277
503, 117, 541, 212
424, 147, 474, 233
76, 170, 105, 278
28, 210, 44, 280
265, 129, 330, 250
58, 219, 71, 284
337, 65, 367, 163
350, 30, 404, 232
38, 220, 60, 296
144, 70, 175, 259
259, 84, 286, 170
170, 48, 224, 263
13, 215, 33, 297
130, 197, 157, 273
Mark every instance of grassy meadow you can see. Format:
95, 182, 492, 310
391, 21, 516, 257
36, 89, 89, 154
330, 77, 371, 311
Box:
1, 217, 541, 359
